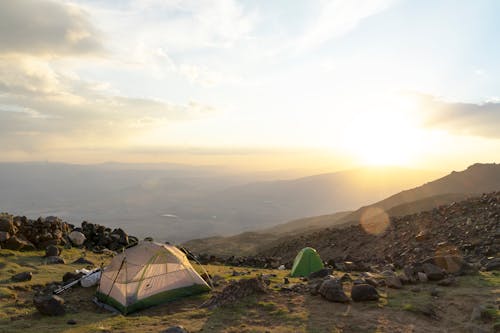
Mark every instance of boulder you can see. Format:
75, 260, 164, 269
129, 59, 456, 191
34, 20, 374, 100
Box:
417, 272, 428, 283
385, 275, 403, 289
0, 231, 10, 242
318, 278, 350, 303
68, 231, 86, 246
12, 271, 32, 282
437, 276, 456, 286
308, 268, 332, 280
351, 284, 379, 302
161, 326, 189, 333
4, 236, 35, 251
485, 258, 500, 271
72, 257, 95, 266
46, 256, 65, 264
45, 245, 60, 257
0, 216, 17, 234
33, 295, 65, 316
422, 263, 445, 281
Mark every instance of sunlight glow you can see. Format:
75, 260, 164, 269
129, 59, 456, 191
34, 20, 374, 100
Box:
339, 96, 425, 166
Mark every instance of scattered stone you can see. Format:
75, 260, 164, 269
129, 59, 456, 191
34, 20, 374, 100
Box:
201, 277, 268, 309
46, 256, 65, 265
12, 271, 32, 282
0, 231, 10, 242
430, 287, 440, 297
417, 272, 428, 283
351, 284, 379, 302
308, 268, 332, 279
161, 326, 189, 333
485, 258, 500, 271
410, 286, 421, 292
422, 263, 445, 281
437, 276, 456, 286
364, 278, 378, 287
318, 278, 350, 303
45, 245, 60, 257
4, 236, 35, 251
33, 295, 65, 316
340, 273, 352, 282
68, 231, 86, 246
385, 275, 403, 289
67, 319, 77, 325
72, 257, 95, 266
0, 216, 17, 234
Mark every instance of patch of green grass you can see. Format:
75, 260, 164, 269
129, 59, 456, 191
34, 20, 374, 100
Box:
402, 303, 414, 311
458, 271, 500, 288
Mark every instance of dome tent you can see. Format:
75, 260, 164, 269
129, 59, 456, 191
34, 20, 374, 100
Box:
290, 247, 324, 277
96, 241, 210, 314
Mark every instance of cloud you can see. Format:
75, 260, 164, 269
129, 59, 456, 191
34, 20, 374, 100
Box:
417, 94, 500, 139
295, 0, 395, 52
0, 0, 103, 56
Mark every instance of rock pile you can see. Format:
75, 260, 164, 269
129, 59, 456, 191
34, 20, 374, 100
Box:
201, 277, 268, 309
0, 213, 138, 253
260, 191, 500, 270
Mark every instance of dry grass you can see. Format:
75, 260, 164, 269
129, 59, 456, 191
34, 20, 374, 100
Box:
0, 249, 498, 333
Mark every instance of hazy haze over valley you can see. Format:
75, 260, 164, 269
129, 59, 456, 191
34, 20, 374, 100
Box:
0, 162, 442, 242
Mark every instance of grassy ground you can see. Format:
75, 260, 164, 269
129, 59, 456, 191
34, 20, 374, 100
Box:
0, 248, 498, 333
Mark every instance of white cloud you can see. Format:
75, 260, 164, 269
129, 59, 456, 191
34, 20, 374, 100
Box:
417, 94, 500, 139
295, 0, 396, 52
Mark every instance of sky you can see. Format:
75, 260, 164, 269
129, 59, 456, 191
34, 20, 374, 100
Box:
0, 0, 499, 172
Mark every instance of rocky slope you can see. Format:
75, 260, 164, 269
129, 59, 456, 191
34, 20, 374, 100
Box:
259, 191, 500, 268
0, 213, 138, 252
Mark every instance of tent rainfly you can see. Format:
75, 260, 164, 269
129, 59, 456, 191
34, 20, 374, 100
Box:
290, 247, 324, 277
96, 241, 210, 314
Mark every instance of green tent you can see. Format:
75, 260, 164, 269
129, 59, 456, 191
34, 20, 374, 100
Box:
290, 247, 324, 277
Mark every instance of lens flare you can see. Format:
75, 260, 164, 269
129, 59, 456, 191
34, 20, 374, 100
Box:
360, 207, 390, 235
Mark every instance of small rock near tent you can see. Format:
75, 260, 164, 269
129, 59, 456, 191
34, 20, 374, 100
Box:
290, 247, 324, 277
96, 241, 211, 314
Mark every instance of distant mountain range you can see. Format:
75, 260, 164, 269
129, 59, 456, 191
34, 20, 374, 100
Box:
0, 162, 440, 242
183, 163, 500, 255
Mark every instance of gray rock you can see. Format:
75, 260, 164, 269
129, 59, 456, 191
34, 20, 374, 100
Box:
308, 268, 332, 280
437, 276, 456, 286
161, 326, 189, 333
4, 236, 35, 251
33, 295, 65, 316
422, 263, 445, 281
0, 231, 10, 242
72, 257, 95, 266
417, 272, 428, 283
351, 284, 379, 302
385, 275, 402, 289
485, 258, 500, 271
12, 271, 32, 282
318, 278, 350, 303
46, 256, 65, 264
68, 231, 86, 246
0, 216, 17, 234
45, 245, 60, 257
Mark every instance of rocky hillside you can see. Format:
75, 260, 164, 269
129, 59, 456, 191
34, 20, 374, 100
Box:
184, 163, 500, 256
259, 191, 500, 268
0, 213, 138, 253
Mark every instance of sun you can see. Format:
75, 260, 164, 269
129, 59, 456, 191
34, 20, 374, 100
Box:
340, 101, 424, 166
